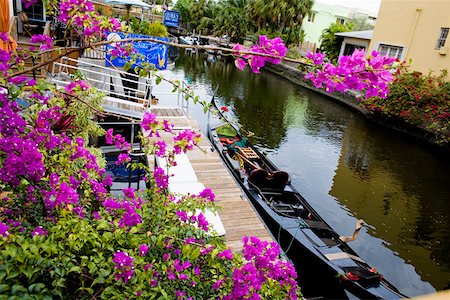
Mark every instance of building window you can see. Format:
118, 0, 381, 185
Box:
23, 0, 44, 20
343, 44, 366, 56
308, 12, 316, 23
436, 28, 449, 49
378, 44, 404, 59
336, 18, 345, 25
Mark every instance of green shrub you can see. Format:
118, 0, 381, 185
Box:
130, 18, 169, 37
362, 69, 450, 144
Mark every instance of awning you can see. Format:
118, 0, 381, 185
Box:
0, 0, 17, 51
103, 0, 152, 9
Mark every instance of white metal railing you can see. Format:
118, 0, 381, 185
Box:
51, 56, 191, 117
81, 45, 106, 60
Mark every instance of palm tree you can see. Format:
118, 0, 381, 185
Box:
213, 0, 249, 42
246, 0, 267, 32
174, 0, 194, 30
246, 0, 313, 40
319, 23, 354, 63
199, 0, 218, 34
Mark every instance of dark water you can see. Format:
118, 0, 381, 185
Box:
167, 51, 450, 297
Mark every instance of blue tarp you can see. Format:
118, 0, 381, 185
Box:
163, 10, 180, 28
105, 32, 169, 70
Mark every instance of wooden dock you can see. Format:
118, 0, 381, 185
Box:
148, 109, 274, 251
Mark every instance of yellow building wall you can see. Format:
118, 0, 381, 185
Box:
369, 0, 450, 78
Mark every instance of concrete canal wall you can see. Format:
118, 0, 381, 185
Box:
265, 62, 450, 152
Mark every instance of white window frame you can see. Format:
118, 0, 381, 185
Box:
436, 27, 449, 49
377, 43, 405, 60
336, 18, 346, 25
308, 12, 316, 23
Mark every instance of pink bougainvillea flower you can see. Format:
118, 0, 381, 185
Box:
30, 34, 53, 51
22, 0, 39, 9
0, 222, 10, 237
139, 244, 149, 256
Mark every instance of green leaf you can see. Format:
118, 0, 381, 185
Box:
28, 283, 45, 293
156, 76, 162, 85
11, 284, 27, 295
0, 284, 9, 293
7, 269, 20, 280
5, 245, 17, 258
68, 266, 81, 274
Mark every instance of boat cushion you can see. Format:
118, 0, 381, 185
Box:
168, 182, 206, 195
155, 153, 198, 184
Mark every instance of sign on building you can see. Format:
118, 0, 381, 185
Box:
163, 10, 180, 28
105, 32, 169, 70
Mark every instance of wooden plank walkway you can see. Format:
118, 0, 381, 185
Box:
146, 108, 274, 251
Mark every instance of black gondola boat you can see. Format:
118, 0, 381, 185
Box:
207, 100, 406, 299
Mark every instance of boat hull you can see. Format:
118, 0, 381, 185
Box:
207, 110, 406, 299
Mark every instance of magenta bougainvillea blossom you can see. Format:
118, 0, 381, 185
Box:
233, 36, 287, 73
196, 188, 216, 202
22, 0, 39, 9
173, 129, 201, 154
113, 251, 135, 284
0, 222, 9, 237
64, 80, 90, 94
305, 49, 396, 98
139, 244, 149, 256
29, 34, 53, 51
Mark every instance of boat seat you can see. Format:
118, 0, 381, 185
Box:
305, 219, 330, 230
155, 153, 198, 184
320, 238, 339, 246
169, 182, 226, 236
236, 147, 258, 160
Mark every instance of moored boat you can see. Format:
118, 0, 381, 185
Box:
207, 100, 407, 299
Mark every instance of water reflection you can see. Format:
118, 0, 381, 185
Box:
330, 120, 450, 291
171, 50, 450, 296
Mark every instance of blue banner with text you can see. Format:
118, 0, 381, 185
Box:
163, 10, 180, 28
105, 32, 168, 70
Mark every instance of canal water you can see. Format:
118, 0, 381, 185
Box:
166, 50, 450, 297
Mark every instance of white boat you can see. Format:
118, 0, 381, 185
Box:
179, 36, 199, 46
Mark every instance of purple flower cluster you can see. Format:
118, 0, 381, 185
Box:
154, 167, 169, 189
0, 222, 10, 237
8, 76, 35, 86
0, 94, 26, 136
141, 112, 159, 135
223, 236, 298, 299
29, 34, 53, 51
139, 244, 149, 256
153, 140, 167, 157
102, 192, 142, 228
58, 0, 121, 37
44, 182, 79, 210
233, 36, 287, 73
305, 49, 396, 99
31, 226, 48, 236
64, 80, 90, 94
176, 210, 209, 232
116, 153, 131, 165
0, 137, 45, 186
109, 46, 138, 60
173, 129, 201, 154
22, 0, 39, 9
105, 128, 131, 151
113, 251, 135, 284
0, 49, 11, 75
217, 249, 234, 260
196, 188, 215, 202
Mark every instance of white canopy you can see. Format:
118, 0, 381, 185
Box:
104, 0, 152, 9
